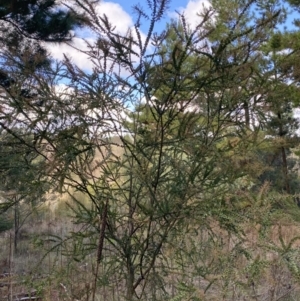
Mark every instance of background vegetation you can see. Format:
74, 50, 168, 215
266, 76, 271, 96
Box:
2, 0, 300, 300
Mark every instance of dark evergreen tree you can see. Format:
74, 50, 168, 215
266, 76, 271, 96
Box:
0, 0, 86, 42
0, 0, 88, 93
0, 130, 48, 253
0, 0, 89, 254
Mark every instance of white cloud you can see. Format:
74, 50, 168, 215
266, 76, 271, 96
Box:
46, 1, 136, 71
46, 37, 95, 70
95, 2, 133, 35
171, 0, 212, 30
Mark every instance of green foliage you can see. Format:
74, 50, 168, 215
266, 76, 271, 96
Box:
2, 0, 300, 300
0, 214, 13, 232
0, 131, 48, 207
0, 0, 87, 41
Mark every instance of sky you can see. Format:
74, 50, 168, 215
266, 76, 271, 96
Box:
35, 0, 300, 131
47, 0, 211, 70
47, 0, 297, 71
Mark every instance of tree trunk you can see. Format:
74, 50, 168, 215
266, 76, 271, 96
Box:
244, 101, 250, 128
14, 200, 19, 254
126, 265, 135, 301
281, 146, 290, 194
278, 112, 290, 194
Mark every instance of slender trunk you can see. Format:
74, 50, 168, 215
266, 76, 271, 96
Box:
244, 101, 250, 128
14, 200, 19, 254
281, 146, 290, 194
92, 200, 108, 301
126, 263, 135, 301
278, 112, 290, 194
8, 232, 12, 301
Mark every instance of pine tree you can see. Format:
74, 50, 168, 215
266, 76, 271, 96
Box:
0, 0, 88, 94
0, 0, 86, 42
1, 0, 300, 299
0, 130, 48, 253
255, 29, 300, 194
34, 1, 291, 299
